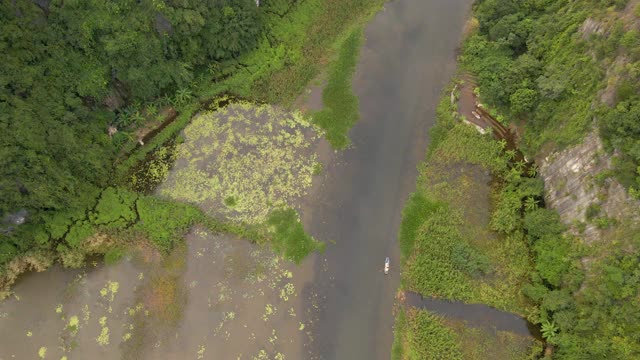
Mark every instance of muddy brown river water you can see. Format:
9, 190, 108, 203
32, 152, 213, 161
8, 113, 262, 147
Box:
0, 229, 320, 359
300, 0, 473, 359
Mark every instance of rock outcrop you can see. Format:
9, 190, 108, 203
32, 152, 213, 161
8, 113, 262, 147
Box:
539, 130, 640, 244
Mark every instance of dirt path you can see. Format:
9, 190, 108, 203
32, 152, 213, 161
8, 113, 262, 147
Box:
298, 1, 473, 359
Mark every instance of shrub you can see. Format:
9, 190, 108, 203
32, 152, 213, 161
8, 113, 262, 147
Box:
91, 187, 138, 227
266, 207, 323, 264
524, 208, 564, 243
533, 235, 573, 287
104, 247, 125, 265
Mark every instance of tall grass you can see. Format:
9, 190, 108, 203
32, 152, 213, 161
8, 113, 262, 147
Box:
399, 192, 441, 262
252, 0, 384, 105
401, 309, 463, 360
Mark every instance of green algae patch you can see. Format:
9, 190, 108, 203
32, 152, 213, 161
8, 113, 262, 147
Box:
313, 27, 363, 149
160, 102, 321, 224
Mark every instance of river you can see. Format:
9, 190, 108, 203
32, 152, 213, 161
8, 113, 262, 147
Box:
302, 0, 473, 358
0, 1, 474, 359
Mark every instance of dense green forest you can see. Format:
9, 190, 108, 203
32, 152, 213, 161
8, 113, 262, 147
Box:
463, 0, 640, 194
1, 0, 263, 215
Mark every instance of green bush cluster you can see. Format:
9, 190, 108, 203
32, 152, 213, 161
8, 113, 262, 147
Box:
464, 0, 640, 192
462, 1, 596, 150
522, 206, 640, 357
266, 208, 324, 264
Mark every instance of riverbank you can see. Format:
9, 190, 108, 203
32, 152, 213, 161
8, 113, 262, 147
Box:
392, 81, 545, 358
455, 2, 640, 357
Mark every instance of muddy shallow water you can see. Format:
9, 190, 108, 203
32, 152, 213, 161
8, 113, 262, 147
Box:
0, 229, 324, 360
403, 291, 542, 340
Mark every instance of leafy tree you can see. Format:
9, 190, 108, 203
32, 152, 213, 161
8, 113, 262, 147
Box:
510, 88, 538, 115
541, 320, 559, 343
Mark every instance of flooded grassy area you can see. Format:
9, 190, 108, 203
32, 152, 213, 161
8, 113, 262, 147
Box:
0, 90, 331, 360
401, 92, 533, 314
0, 256, 140, 359
127, 227, 320, 360
394, 85, 544, 356
392, 307, 540, 360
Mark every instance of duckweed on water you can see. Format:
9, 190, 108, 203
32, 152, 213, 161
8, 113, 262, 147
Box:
160, 102, 320, 224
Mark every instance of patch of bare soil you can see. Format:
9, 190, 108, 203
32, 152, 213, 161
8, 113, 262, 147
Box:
134, 107, 178, 145
294, 75, 327, 115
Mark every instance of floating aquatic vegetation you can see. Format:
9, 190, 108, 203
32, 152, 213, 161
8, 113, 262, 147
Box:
68, 315, 79, 336
82, 305, 91, 324
96, 316, 110, 346
96, 326, 110, 346
263, 304, 275, 322
99, 281, 119, 302
160, 102, 320, 224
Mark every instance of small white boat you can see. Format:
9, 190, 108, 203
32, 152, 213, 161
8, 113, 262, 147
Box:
384, 257, 390, 275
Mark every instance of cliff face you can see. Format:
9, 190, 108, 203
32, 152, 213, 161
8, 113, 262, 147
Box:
539, 130, 640, 244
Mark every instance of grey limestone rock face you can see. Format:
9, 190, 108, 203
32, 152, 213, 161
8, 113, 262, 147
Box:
539, 131, 639, 244
0, 209, 28, 235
